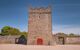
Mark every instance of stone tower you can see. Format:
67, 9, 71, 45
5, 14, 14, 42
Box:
27, 6, 54, 45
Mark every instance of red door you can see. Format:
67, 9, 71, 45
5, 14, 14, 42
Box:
37, 38, 43, 45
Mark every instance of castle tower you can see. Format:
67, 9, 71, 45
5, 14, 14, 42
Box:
27, 6, 54, 45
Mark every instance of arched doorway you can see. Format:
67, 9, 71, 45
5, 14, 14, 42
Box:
37, 38, 43, 45
58, 37, 65, 45
16, 35, 27, 45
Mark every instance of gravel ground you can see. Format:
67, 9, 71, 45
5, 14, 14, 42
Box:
0, 44, 80, 50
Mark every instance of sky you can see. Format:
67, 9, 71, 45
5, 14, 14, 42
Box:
0, 0, 80, 34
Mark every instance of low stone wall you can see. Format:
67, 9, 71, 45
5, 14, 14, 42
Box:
0, 35, 20, 44
53, 35, 80, 45
65, 37, 80, 44
0, 35, 80, 45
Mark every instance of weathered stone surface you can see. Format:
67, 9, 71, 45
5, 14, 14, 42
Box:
0, 35, 20, 44
27, 6, 54, 45
65, 37, 80, 44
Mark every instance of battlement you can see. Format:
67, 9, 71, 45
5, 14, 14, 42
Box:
29, 6, 51, 14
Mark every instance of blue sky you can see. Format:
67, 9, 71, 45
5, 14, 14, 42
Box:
0, 0, 80, 34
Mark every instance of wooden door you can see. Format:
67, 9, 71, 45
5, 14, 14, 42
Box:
37, 38, 43, 45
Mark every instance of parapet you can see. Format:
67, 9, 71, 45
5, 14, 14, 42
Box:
29, 6, 52, 14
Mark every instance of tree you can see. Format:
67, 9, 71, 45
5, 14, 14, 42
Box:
1, 26, 20, 35
1, 26, 11, 35
20, 32, 28, 38
56, 32, 67, 36
68, 33, 77, 37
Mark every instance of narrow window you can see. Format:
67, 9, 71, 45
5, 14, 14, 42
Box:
39, 16, 40, 18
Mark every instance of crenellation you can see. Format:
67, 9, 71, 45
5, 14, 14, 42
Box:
29, 7, 51, 14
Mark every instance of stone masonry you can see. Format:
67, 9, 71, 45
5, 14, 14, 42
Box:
27, 6, 54, 45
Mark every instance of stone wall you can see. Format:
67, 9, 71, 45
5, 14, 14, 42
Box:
53, 34, 80, 45
0, 35, 20, 44
65, 37, 80, 44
